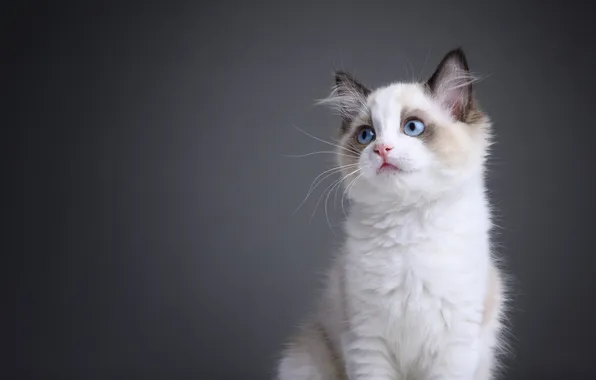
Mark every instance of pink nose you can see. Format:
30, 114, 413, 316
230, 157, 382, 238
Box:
373, 143, 393, 159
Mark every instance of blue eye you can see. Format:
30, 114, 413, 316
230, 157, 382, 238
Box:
356, 127, 375, 145
403, 119, 426, 137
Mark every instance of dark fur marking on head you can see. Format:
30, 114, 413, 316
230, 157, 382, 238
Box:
425, 48, 479, 123
334, 71, 371, 128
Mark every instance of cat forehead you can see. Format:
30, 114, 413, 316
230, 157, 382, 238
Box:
366, 82, 453, 126
368, 83, 430, 113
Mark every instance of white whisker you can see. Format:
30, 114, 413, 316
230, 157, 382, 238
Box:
282, 151, 359, 159
310, 168, 360, 226
309, 178, 340, 225
341, 173, 363, 217
324, 179, 343, 234
308, 163, 359, 194
332, 171, 345, 209
291, 125, 362, 156
292, 163, 360, 215
324, 169, 360, 233
331, 137, 361, 155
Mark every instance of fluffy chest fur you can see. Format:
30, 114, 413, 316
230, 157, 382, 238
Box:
342, 189, 490, 371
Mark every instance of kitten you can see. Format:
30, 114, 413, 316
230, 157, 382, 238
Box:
277, 49, 507, 380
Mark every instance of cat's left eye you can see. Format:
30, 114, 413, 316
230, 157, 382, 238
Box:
356, 126, 376, 145
403, 119, 426, 137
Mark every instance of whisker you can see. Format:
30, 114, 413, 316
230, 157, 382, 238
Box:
332, 163, 363, 209
330, 136, 361, 155
324, 180, 343, 234
308, 163, 359, 194
332, 139, 361, 156
291, 125, 361, 156
292, 163, 359, 215
309, 178, 340, 225
332, 170, 362, 222
310, 168, 360, 225
341, 173, 363, 217
332, 171, 344, 209
324, 169, 360, 233
281, 151, 359, 159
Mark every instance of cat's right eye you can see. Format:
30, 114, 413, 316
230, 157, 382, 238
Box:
356, 126, 376, 145
403, 119, 426, 137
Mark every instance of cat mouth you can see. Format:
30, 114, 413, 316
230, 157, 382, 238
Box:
377, 162, 400, 173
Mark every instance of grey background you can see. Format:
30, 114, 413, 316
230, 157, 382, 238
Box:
8, 0, 596, 379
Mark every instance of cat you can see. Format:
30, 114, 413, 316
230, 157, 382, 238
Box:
276, 49, 508, 380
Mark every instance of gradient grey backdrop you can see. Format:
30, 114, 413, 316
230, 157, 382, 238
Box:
8, 0, 596, 379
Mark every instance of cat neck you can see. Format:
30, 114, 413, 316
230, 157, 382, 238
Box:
345, 177, 489, 240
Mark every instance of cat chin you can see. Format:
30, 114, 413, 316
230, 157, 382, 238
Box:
375, 167, 418, 176
352, 174, 427, 200
351, 170, 463, 205
368, 169, 423, 187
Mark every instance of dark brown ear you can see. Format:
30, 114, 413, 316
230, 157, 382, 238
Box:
334, 71, 371, 123
426, 48, 475, 121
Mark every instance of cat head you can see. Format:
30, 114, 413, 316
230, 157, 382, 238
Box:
320, 48, 492, 206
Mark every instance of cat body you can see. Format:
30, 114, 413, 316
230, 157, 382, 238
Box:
278, 49, 506, 380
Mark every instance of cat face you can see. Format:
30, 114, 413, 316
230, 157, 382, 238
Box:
322, 49, 491, 205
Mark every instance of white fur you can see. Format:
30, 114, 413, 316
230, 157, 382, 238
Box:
278, 76, 505, 380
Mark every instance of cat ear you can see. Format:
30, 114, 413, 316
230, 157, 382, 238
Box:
329, 71, 371, 122
426, 48, 475, 121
